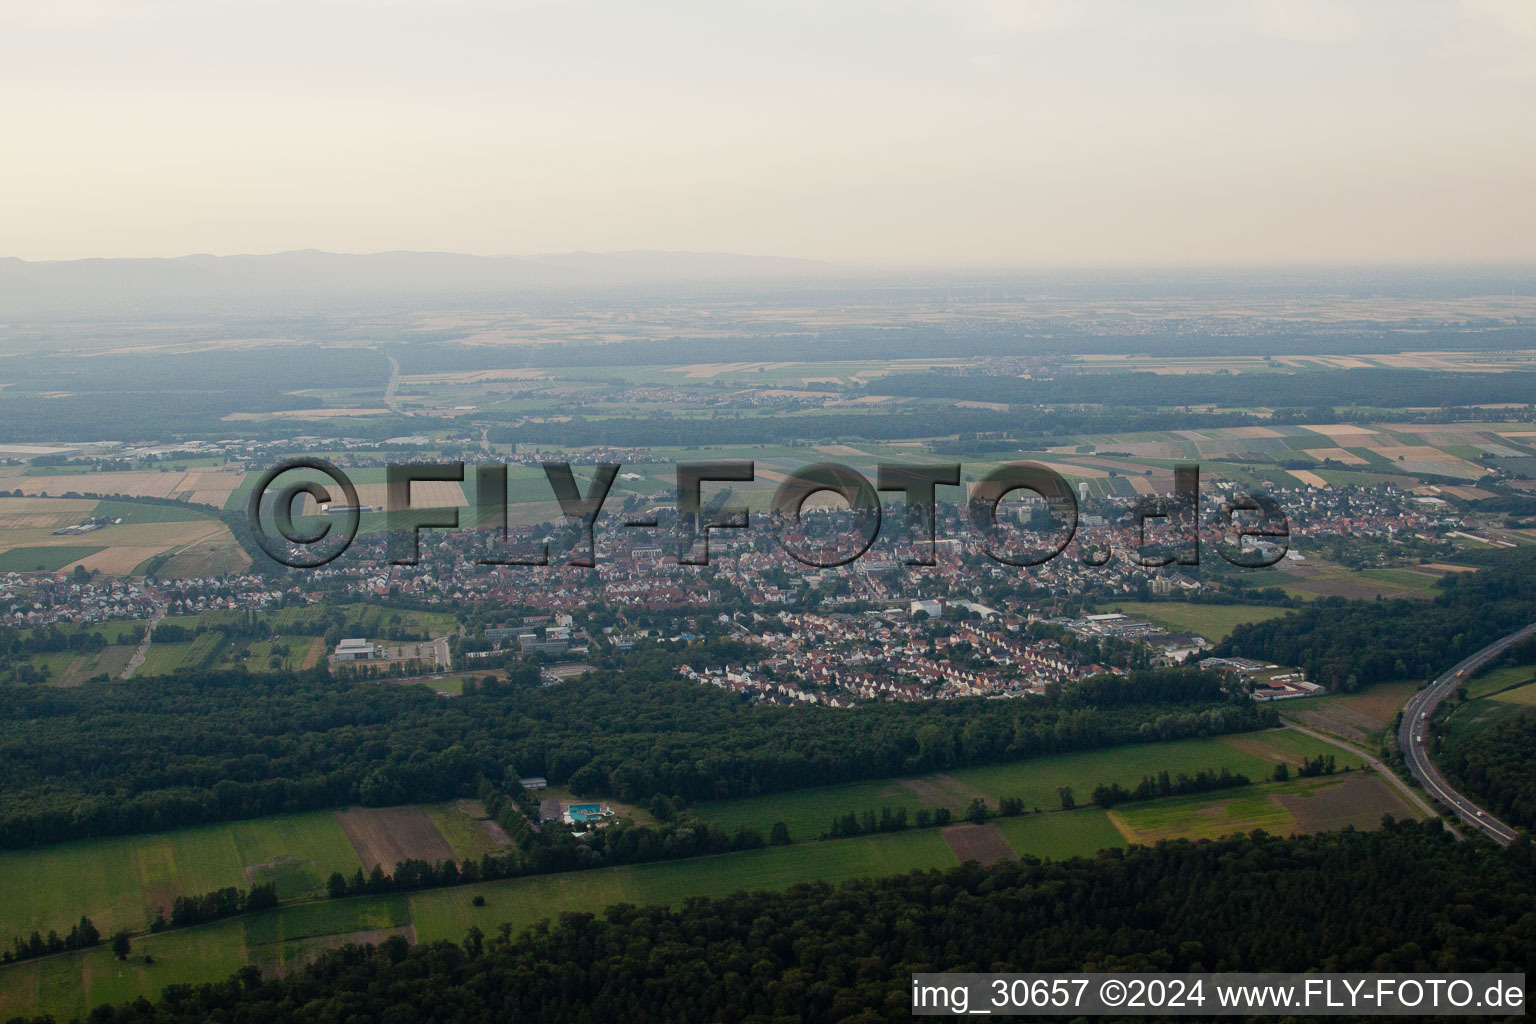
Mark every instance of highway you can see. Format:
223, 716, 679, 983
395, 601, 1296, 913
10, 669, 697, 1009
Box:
1397, 623, 1536, 846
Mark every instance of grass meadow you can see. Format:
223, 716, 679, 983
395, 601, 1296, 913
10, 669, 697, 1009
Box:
695, 730, 1362, 840
0, 811, 361, 941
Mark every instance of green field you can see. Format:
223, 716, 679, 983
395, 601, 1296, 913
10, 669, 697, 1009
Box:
1490, 680, 1536, 706
423, 800, 503, 860
1100, 601, 1293, 641
1468, 664, 1536, 701
991, 808, 1127, 860
91, 500, 214, 524
407, 828, 960, 944
1109, 772, 1419, 844
0, 894, 413, 1022
0, 545, 103, 571
0, 829, 957, 1019
0, 729, 1370, 1020
135, 633, 226, 676
1110, 782, 1301, 842
0, 811, 361, 941
696, 730, 1363, 839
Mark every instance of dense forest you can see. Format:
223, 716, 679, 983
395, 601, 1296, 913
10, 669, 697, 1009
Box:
1441, 707, 1536, 830
0, 347, 388, 442
22, 821, 1534, 1024
0, 663, 1270, 848
1216, 550, 1536, 691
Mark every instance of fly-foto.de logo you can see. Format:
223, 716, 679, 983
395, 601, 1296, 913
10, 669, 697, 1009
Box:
246, 459, 1290, 571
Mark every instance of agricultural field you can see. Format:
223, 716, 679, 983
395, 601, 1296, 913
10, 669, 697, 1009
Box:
990, 808, 1127, 860
1282, 679, 1421, 745
0, 728, 1406, 1021
1273, 561, 1449, 601
0, 895, 413, 1022
0, 496, 99, 531
407, 828, 961, 946
0, 545, 103, 571
695, 729, 1363, 839
0, 811, 362, 942
0, 466, 244, 508
1489, 681, 1536, 706
1100, 601, 1293, 641
423, 800, 512, 861
0, 828, 958, 1019
0, 506, 246, 579
1108, 772, 1422, 844
42, 643, 138, 686
1466, 664, 1536, 701
335, 806, 458, 872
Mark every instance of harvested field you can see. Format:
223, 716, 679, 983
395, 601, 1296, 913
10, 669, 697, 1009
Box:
1275, 774, 1421, 831
941, 823, 1017, 866
1288, 469, 1329, 487
179, 470, 245, 507
1284, 681, 1418, 743
1303, 447, 1368, 464
16, 471, 193, 500
1301, 424, 1378, 436
900, 773, 993, 810
45, 520, 239, 577
296, 480, 466, 512
335, 807, 458, 871
0, 496, 99, 530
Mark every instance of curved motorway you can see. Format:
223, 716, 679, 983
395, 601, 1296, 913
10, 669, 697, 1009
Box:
1398, 623, 1536, 846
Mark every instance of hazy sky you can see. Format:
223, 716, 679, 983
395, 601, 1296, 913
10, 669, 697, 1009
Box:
2, 0, 1534, 266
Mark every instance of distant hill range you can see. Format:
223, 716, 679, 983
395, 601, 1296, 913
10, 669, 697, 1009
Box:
0, 249, 830, 314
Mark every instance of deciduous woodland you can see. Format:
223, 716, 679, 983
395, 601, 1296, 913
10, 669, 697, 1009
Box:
1218, 550, 1536, 691
0, 663, 1267, 848
12, 822, 1531, 1024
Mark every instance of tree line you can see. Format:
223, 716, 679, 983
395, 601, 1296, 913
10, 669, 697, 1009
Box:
1217, 550, 1536, 691
2, 915, 100, 966
1090, 766, 1249, 809
0, 663, 1272, 849
18, 820, 1536, 1023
